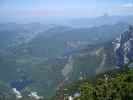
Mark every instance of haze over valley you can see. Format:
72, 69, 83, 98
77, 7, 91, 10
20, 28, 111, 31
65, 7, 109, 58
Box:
0, 0, 133, 100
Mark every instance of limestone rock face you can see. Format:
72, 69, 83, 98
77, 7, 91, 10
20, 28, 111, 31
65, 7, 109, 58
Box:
114, 26, 133, 67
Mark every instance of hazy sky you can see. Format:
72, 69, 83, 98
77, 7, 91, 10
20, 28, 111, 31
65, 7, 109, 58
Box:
0, 0, 133, 18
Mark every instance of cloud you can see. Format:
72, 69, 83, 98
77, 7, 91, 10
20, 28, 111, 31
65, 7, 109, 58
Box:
121, 3, 133, 8
107, 3, 133, 16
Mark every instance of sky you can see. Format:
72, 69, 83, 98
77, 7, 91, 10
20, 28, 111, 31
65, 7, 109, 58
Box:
0, 0, 133, 18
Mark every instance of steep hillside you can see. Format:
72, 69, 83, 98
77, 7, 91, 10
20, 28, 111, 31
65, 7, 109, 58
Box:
53, 67, 133, 100
53, 25, 133, 100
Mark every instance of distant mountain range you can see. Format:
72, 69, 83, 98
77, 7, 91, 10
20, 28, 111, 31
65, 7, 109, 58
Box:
62, 15, 133, 28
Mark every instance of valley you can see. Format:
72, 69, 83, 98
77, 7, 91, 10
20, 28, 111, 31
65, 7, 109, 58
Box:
0, 16, 133, 99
